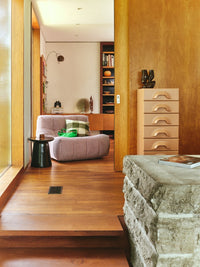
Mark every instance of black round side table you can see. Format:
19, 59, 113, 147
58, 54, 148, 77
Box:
28, 137, 54, 168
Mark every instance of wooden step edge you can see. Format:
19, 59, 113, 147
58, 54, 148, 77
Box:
0, 235, 127, 248
0, 229, 124, 237
0, 214, 124, 236
0, 248, 130, 266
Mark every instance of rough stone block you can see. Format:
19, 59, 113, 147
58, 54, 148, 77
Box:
152, 185, 200, 214
123, 155, 200, 266
157, 255, 193, 267
123, 176, 157, 242
124, 204, 158, 266
123, 156, 162, 202
156, 217, 196, 254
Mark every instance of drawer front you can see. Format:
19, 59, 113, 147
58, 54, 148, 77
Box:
143, 101, 179, 113
144, 139, 179, 151
144, 114, 179, 126
144, 126, 179, 138
143, 88, 179, 101
144, 151, 178, 155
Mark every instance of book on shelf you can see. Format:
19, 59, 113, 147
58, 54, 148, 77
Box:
102, 54, 114, 67
158, 155, 200, 168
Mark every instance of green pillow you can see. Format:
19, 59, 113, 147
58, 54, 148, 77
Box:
66, 119, 89, 136
58, 128, 77, 137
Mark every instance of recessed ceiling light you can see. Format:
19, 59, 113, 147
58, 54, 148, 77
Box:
77, 8, 83, 10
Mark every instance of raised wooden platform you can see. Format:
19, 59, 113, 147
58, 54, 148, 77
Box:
0, 141, 130, 265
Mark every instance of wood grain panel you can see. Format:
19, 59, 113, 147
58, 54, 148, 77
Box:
103, 114, 114, 130
129, 0, 200, 154
32, 8, 40, 30
11, 0, 24, 166
114, 0, 129, 171
32, 29, 40, 136
87, 114, 103, 130
0, 248, 129, 267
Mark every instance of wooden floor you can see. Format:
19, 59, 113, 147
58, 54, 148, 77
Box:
2, 141, 124, 216
0, 140, 129, 266
0, 248, 128, 267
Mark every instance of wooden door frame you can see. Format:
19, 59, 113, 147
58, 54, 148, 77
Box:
114, 0, 129, 171
30, 0, 130, 171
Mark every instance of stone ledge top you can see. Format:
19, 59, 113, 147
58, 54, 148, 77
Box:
124, 155, 200, 185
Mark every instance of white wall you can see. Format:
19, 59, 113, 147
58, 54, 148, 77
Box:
45, 42, 100, 113
40, 31, 46, 56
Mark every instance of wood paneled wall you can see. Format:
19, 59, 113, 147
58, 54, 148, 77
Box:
11, 0, 24, 166
128, 0, 200, 154
114, 0, 129, 171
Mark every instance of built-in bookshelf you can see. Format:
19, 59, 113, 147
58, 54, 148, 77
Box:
40, 55, 47, 114
100, 42, 115, 115
100, 42, 114, 138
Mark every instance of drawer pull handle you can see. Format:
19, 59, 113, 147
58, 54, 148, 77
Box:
153, 91, 171, 99
152, 117, 171, 124
153, 129, 169, 137
153, 104, 171, 112
153, 142, 169, 150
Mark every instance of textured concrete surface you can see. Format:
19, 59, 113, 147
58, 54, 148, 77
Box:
123, 155, 200, 267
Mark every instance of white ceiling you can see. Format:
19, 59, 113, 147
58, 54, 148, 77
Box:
32, 0, 114, 42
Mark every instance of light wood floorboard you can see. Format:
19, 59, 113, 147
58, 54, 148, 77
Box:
0, 248, 129, 267
2, 141, 124, 219
1, 141, 124, 219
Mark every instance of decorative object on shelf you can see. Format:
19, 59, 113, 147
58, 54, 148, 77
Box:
51, 107, 63, 114
89, 96, 93, 113
54, 100, 62, 108
104, 91, 110, 95
76, 98, 90, 113
52, 100, 63, 114
141, 69, 156, 88
104, 70, 111, 77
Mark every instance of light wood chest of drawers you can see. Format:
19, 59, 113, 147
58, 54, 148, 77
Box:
137, 88, 179, 155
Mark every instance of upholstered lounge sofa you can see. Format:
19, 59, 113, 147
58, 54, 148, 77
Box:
36, 115, 110, 161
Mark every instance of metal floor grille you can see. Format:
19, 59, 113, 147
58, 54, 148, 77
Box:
48, 186, 63, 194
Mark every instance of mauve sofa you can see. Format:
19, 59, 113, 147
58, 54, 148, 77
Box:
36, 115, 110, 161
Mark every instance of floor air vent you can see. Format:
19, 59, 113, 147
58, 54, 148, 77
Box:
48, 186, 63, 194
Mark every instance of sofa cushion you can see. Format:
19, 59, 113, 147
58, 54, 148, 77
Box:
49, 134, 110, 161
66, 119, 89, 136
